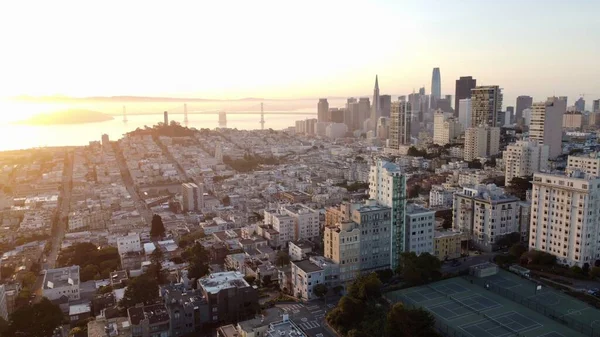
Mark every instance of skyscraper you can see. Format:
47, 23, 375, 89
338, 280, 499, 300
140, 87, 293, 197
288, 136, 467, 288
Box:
530, 97, 567, 158
318, 99, 329, 122
379, 95, 391, 118
431, 68, 441, 108
358, 97, 371, 131
182, 182, 204, 212
454, 76, 477, 118
470, 86, 503, 127
593, 99, 600, 113
370, 75, 381, 132
575, 97, 586, 112
506, 106, 515, 124
515, 95, 533, 127
389, 101, 411, 148
458, 98, 472, 130
164, 111, 169, 125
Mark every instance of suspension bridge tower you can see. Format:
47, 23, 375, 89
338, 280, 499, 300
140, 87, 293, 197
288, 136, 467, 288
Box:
183, 103, 189, 126
260, 102, 265, 130
122, 105, 128, 123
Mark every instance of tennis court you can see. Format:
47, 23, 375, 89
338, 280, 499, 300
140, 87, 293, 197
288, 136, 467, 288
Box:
475, 269, 600, 336
385, 277, 589, 337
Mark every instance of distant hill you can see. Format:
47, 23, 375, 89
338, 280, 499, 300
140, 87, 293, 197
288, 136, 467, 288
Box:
16, 109, 114, 125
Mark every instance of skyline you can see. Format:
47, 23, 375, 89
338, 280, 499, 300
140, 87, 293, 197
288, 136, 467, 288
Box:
1, 0, 599, 109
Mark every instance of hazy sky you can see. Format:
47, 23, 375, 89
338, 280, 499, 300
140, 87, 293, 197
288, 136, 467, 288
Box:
1, 0, 599, 107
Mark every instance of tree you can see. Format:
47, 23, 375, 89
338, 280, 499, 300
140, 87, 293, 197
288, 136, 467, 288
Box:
262, 274, 272, 287
385, 303, 437, 337
505, 176, 532, 201
509, 243, 527, 258
495, 232, 521, 249
275, 251, 291, 267
397, 252, 441, 286
6, 298, 63, 337
244, 275, 256, 285
467, 159, 482, 169
150, 214, 166, 238
590, 266, 600, 279
221, 195, 231, 206
313, 283, 328, 300
81, 264, 100, 282
119, 274, 159, 309
347, 273, 382, 301
183, 243, 210, 285
326, 296, 365, 334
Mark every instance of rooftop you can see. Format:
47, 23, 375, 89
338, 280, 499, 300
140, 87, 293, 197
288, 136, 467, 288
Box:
289, 240, 313, 250
434, 229, 465, 239
238, 307, 283, 332
406, 204, 434, 215
198, 271, 250, 294
292, 259, 323, 274
128, 303, 170, 325
87, 317, 132, 337
267, 319, 306, 337
69, 303, 91, 316
218, 324, 240, 337
43, 265, 80, 289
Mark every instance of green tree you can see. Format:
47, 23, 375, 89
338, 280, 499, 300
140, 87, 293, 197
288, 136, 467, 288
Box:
385, 303, 438, 337
80, 264, 100, 282
505, 176, 532, 201
509, 243, 527, 258
21, 271, 37, 288
6, 298, 63, 337
326, 296, 365, 334
150, 214, 166, 238
397, 252, 441, 285
119, 274, 159, 309
590, 266, 600, 279
183, 243, 210, 285
313, 283, 328, 300
495, 232, 521, 249
275, 251, 291, 267
347, 273, 382, 301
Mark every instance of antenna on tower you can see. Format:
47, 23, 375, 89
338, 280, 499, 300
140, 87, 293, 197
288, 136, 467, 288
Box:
123, 105, 128, 123
183, 104, 189, 126
260, 102, 265, 130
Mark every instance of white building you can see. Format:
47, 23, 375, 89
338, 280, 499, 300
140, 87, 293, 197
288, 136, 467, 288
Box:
530, 97, 567, 159
503, 140, 549, 185
529, 169, 600, 267
566, 153, 600, 176
264, 204, 319, 247
117, 233, 142, 256
405, 204, 435, 255
433, 111, 461, 146
182, 182, 204, 212
290, 257, 339, 301
325, 123, 348, 139
452, 185, 520, 252
288, 240, 313, 261
458, 98, 472, 131
464, 126, 500, 162
42, 265, 80, 301
429, 185, 458, 208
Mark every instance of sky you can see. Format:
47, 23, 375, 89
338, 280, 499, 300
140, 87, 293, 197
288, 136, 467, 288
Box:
0, 0, 599, 108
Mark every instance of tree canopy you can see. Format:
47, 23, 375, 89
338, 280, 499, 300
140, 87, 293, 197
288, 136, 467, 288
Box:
6, 298, 63, 337
119, 273, 159, 309
182, 243, 210, 283
385, 303, 438, 337
505, 176, 532, 201
397, 252, 441, 286
275, 251, 291, 267
150, 214, 166, 238
57, 242, 120, 281
313, 283, 328, 299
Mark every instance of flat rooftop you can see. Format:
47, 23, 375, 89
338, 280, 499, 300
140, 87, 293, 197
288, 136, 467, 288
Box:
43, 265, 80, 289
267, 320, 306, 337
292, 259, 323, 274
87, 317, 132, 337
128, 303, 170, 325
238, 307, 283, 332
434, 229, 465, 239
198, 271, 249, 294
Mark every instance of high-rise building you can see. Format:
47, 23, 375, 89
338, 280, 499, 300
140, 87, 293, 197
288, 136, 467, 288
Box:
575, 97, 586, 112
458, 98, 472, 130
358, 97, 371, 131
370, 75, 381, 132
433, 111, 460, 146
454, 76, 476, 118
379, 94, 391, 118
101, 134, 109, 148
464, 126, 500, 161
164, 111, 169, 125
405, 204, 435, 255
182, 182, 204, 212
503, 140, 549, 185
567, 153, 600, 176
593, 99, 600, 113
389, 101, 411, 148
431, 67, 441, 108
215, 142, 223, 163
506, 106, 515, 124
436, 97, 453, 113
530, 97, 567, 159
328, 108, 345, 123
516, 95, 533, 127
369, 158, 407, 270
318, 98, 329, 122
470, 86, 503, 127
453, 185, 520, 252
346, 97, 358, 130
563, 111, 583, 130
529, 168, 600, 267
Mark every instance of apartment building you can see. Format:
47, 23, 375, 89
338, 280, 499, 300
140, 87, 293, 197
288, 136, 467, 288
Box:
405, 204, 435, 255
197, 271, 258, 325
529, 170, 600, 267
530, 97, 567, 159
434, 229, 467, 261
324, 221, 361, 282
429, 185, 459, 208
182, 182, 204, 212
128, 304, 170, 337
567, 153, 600, 176
452, 185, 520, 252
464, 126, 500, 161
433, 111, 461, 146
42, 265, 81, 301
351, 201, 392, 273
503, 140, 549, 185
470, 85, 503, 127
117, 233, 142, 255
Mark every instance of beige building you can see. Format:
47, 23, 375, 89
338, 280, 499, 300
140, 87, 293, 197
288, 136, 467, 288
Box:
434, 229, 467, 261
464, 126, 500, 161
563, 111, 583, 130
470, 86, 503, 127
566, 153, 600, 176
433, 111, 461, 145
503, 140, 549, 185
324, 221, 360, 282
388, 101, 411, 149
530, 97, 567, 159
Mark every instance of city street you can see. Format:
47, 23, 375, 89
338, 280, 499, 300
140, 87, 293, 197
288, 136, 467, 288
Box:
276, 296, 341, 337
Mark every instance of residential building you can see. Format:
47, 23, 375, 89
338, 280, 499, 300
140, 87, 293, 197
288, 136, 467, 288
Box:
530, 97, 567, 159
405, 204, 435, 255
429, 185, 459, 208
517, 201, 531, 243
182, 182, 204, 212
434, 229, 467, 261
42, 265, 80, 301
197, 271, 258, 324
117, 233, 142, 255
369, 158, 407, 269
88, 317, 132, 337
464, 126, 500, 161
324, 221, 360, 282
288, 240, 313, 261
291, 259, 324, 300
563, 111, 583, 130
506, 106, 515, 124
454, 76, 476, 118
567, 153, 600, 176
470, 86, 503, 127
217, 307, 284, 337
529, 170, 600, 267
452, 185, 520, 252
325, 123, 348, 139
503, 140, 549, 185
433, 111, 461, 145
389, 101, 412, 148
317, 99, 329, 122
161, 284, 208, 336
128, 304, 170, 337
458, 98, 472, 130
516, 95, 533, 126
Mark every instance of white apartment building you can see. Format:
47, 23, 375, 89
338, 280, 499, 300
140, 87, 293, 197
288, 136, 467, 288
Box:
117, 233, 142, 255
325, 123, 348, 139
288, 240, 313, 261
464, 126, 500, 162
182, 182, 204, 212
405, 204, 435, 255
530, 97, 567, 159
567, 153, 600, 176
529, 170, 600, 267
433, 111, 461, 146
503, 140, 549, 185
290, 256, 339, 301
264, 204, 319, 247
453, 185, 520, 252
429, 185, 458, 208
42, 266, 81, 301
324, 221, 360, 282
458, 98, 472, 131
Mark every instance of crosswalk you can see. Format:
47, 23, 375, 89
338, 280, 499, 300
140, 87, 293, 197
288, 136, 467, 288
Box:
281, 303, 304, 313
297, 320, 320, 330
306, 304, 320, 311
